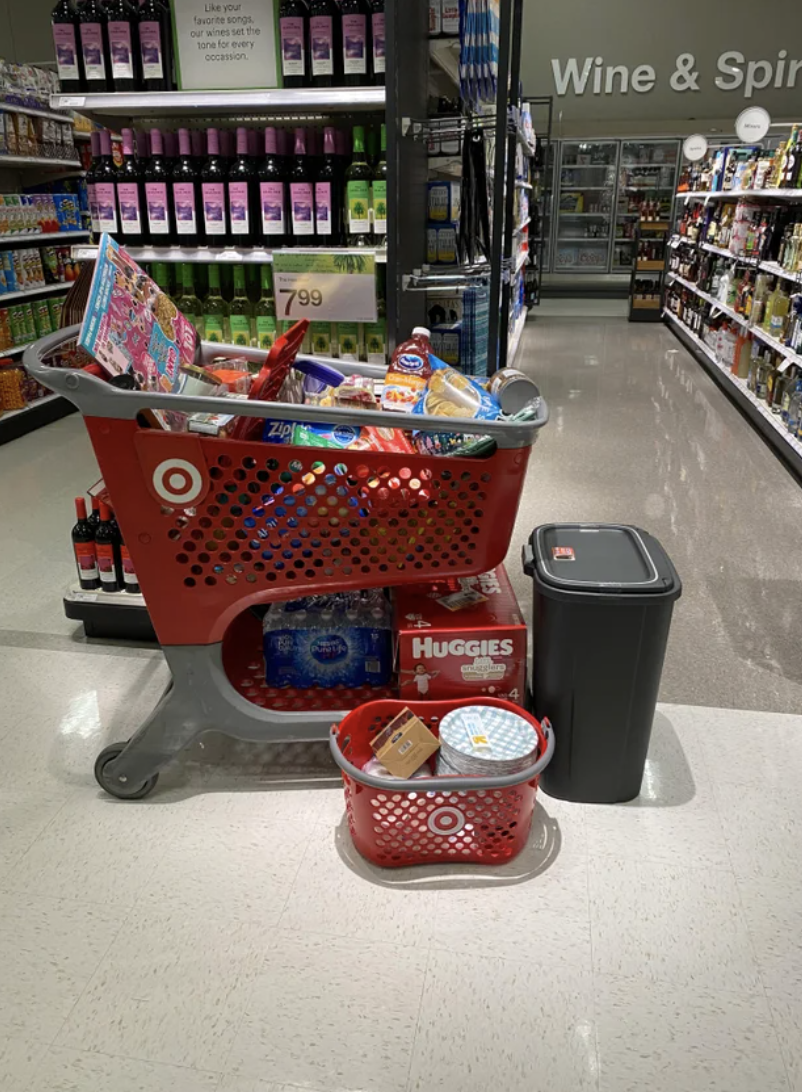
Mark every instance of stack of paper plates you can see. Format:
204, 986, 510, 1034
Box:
436, 705, 540, 777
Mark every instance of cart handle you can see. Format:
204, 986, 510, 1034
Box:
23, 326, 548, 449
329, 718, 554, 792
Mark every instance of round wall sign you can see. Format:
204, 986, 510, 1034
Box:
683, 134, 708, 162
735, 107, 771, 144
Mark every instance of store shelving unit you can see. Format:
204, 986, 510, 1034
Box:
51, 88, 385, 118
628, 219, 670, 323
614, 140, 679, 272
0, 391, 73, 445
0, 154, 82, 169
72, 244, 387, 265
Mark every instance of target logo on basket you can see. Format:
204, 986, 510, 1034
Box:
396, 565, 527, 707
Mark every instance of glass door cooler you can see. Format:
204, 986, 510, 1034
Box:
614, 139, 680, 272
553, 140, 617, 274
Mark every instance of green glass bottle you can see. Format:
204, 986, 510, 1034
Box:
364, 265, 386, 363
175, 262, 203, 337
203, 263, 229, 343
152, 261, 171, 297
372, 122, 387, 245
345, 125, 373, 246
255, 264, 278, 351
229, 264, 255, 347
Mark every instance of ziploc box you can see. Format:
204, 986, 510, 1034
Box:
395, 564, 527, 707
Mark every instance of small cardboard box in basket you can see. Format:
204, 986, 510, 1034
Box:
370, 707, 440, 779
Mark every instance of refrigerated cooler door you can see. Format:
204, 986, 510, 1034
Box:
553, 140, 617, 274
614, 139, 680, 272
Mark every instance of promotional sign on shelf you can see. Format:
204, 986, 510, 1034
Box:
735, 106, 772, 143
271, 251, 378, 323
172, 0, 278, 90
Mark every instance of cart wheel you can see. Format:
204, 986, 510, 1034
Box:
94, 743, 159, 800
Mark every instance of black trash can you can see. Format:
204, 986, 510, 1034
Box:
523, 523, 681, 804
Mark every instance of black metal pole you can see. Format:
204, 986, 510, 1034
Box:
486, 0, 513, 374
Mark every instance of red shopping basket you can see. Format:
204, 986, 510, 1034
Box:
330, 698, 555, 868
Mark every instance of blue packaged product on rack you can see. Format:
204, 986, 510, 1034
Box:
262, 591, 393, 689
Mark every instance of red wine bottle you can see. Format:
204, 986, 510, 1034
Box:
258, 127, 288, 249
51, 0, 84, 93
119, 532, 140, 594
86, 131, 101, 242
369, 0, 385, 85
95, 502, 120, 591
95, 130, 119, 237
228, 126, 258, 248
340, 0, 371, 87
117, 127, 147, 244
105, 0, 139, 91
171, 127, 201, 247
200, 128, 228, 247
279, 0, 309, 89
144, 128, 174, 244
289, 127, 315, 245
309, 0, 341, 87
315, 125, 343, 245
78, 0, 111, 92
137, 0, 171, 92
87, 494, 101, 532
72, 497, 100, 591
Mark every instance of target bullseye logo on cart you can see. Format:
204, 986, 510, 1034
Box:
427, 806, 466, 836
152, 458, 205, 506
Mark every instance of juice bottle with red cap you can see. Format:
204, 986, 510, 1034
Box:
381, 326, 433, 412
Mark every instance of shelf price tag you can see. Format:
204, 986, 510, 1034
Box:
272, 251, 377, 324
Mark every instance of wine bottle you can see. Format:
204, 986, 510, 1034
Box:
175, 263, 204, 337
51, 0, 84, 93
258, 126, 288, 249
144, 128, 174, 244
87, 494, 101, 533
95, 130, 119, 237
279, 0, 309, 89
105, 0, 138, 91
372, 121, 387, 245
203, 264, 229, 343
255, 264, 278, 350
369, 0, 385, 85
78, 0, 111, 92
171, 127, 200, 247
345, 125, 372, 246
86, 130, 101, 242
289, 127, 315, 244
95, 501, 120, 592
229, 265, 255, 346
309, 0, 341, 87
315, 125, 343, 245
72, 497, 100, 591
340, 0, 371, 87
137, 0, 171, 92
228, 126, 259, 248
200, 128, 228, 247
116, 128, 147, 244
118, 532, 140, 594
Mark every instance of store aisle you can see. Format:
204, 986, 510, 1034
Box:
1, 324, 802, 1091
507, 314, 802, 715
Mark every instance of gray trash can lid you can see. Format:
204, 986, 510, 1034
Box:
532, 524, 679, 597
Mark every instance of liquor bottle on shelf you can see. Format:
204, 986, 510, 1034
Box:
51, 0, 84, 93
175, 263, 203, 336
279, 0, 309, 89
289, 127, 315, 245
86, 131, 101, 242
203, 264, 229, 343
78, 0, 111, 93
229, 265, 255, 346
138, 0, 173, 91
87, 495, 101, 533
200, 128, 228, 247
309, 0, 341, 87
171, 127, 200, 247
116, 127, 147, 244
105, 0, 138, 91
372, 122, 387, 245
72, 497, 99, 592
315, 125, 343, 245
95, 502, 120, 592
258, 127, 288, 249
370, 0, 385, 85
779, 125, 800, 189
340, 0, 371, 87
228, 127, 259, 248
95, 131, 119, 236
345, 125, 372, 246
255, 265, 278, 350
143, 128, 174, 244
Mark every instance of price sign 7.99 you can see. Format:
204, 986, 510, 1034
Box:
271, 250, 378, 324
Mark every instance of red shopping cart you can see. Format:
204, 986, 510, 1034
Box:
331, 698, 554, 866
25, 327, 548, 798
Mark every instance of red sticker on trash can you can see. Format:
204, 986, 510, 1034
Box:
552, 546, 575, 561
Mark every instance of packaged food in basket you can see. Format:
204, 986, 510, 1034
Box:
413, 355, 500, 421
291, 422, 414, 454
369, 707, 440, 779
78, 234, 197, 392
262, 590, 393, 689
396, 565, 527, 706
380, 326, 434, 412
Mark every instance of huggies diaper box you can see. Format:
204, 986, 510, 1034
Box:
394, 565, 527, 706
